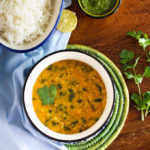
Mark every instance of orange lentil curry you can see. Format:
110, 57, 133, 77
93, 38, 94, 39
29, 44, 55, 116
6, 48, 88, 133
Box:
32, 60, 107, 134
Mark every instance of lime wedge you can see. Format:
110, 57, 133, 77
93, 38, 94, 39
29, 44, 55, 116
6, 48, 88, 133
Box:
57, 9, 77, 33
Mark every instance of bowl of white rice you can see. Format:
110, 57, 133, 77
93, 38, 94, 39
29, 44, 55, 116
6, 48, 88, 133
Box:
0, 0, 63, 52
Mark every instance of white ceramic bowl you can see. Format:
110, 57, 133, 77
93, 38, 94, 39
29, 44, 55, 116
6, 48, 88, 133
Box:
0, 1, 63, 53
23, 50, 115, 143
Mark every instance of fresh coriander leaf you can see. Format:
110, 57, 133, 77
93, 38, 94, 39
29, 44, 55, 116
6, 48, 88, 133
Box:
143, 91, 150, 105
120, 49, 134, 60
134, 104, 146, 111
120, 49, 134, 64
120, 59, 129, 64
139, 38, 150, 50
37, 86, 51, 104
37, 84, 57, 105
134, 105, 141, 111
143, 38, 150, 48
148, 52, 150, 62
50, 84, 57, 98
121, 31, 150, 120
143, 33, 148, 39
122, 64, 133, 71
133, 57, 140, 69
136, 31, 143, 39
143, 66, 150, 77
126, 31, 143, 40
126, 31, 137, 38
131, 92, 147, 111
124, 72, 134, 79
127, 31, 150, 49
134, 74, 143, 84
131, 93, 140, 101
141, 105, 147, 111
131, 93, 140, 107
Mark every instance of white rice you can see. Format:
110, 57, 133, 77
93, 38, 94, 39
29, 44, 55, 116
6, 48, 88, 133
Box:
0, 0, 53, 45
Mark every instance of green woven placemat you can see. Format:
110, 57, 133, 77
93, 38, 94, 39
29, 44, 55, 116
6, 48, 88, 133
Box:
65, 44, 129, 150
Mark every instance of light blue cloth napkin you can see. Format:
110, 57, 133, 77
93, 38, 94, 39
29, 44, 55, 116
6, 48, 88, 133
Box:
0, 1, 72, 150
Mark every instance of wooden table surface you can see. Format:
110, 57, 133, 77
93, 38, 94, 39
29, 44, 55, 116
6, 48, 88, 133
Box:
68, 0, 150, 150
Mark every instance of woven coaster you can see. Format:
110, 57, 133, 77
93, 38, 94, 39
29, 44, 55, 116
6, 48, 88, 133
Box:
65, 44, 129, 150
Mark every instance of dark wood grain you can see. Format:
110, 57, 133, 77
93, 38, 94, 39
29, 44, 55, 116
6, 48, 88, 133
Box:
68, 0, 150, 150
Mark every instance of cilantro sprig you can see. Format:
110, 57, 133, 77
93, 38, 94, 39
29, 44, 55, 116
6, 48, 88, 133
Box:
120, 49, 150, 121
127, 31, 150, 62
37, 84, 57, 105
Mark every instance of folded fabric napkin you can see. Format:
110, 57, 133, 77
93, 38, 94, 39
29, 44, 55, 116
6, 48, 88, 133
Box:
0, 1, 72, 150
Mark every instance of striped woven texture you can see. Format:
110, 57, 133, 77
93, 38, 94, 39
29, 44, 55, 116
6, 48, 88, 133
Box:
65, 44, 129, 150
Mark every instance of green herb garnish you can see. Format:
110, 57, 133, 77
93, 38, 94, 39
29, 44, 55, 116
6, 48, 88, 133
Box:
120, 49, 150, 121
49, 110, 52, 113
71, 120, 78, 128
70, 80, 79, 86
59, 91, 66, 96
96, 84, 102, 95
37, 84, 57, 105
95, 117, 99, 121
77, 99, 83, 103
68, 89, 75, 101
82, 88, 87, 91
41, 79, 46, 83
32, 97, 36, 100
81, 65, 93, 72
47, 65, 53, 70
57, 83, 62, 89
70, 105, 74, 109
81, 117, 87, 123
94, 98, 102, 102
58, 104, 66, 111
52, 121, 59, 126
127, 31, 150, 62
64, 125, 71, 131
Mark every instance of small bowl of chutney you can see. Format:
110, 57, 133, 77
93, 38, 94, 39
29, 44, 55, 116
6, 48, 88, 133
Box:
77, 0, 121, 18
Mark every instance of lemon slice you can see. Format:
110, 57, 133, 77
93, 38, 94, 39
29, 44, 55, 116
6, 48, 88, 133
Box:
57, 9, 77, 33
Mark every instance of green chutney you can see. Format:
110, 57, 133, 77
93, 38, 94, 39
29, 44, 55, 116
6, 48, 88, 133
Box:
80, 0, 118, 15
